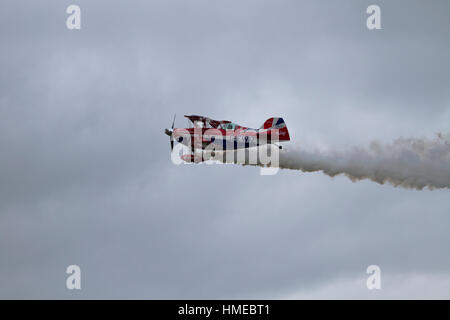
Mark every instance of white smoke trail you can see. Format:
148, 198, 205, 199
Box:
279, 133, 450, 190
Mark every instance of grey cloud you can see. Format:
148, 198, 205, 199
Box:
1, 0, 450, 299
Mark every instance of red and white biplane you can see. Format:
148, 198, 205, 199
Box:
165, 115, 290, 162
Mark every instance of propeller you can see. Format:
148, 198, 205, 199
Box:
165, 114, 176, 151
171, 114, 176, 129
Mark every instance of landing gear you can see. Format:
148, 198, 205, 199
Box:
181, 154, 204, 163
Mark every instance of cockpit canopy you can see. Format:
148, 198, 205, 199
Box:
219, 123, 238, 130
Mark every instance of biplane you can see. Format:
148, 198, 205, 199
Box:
165, 115, 290, 162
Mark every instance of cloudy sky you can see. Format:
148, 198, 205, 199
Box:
1, 0, 449, 299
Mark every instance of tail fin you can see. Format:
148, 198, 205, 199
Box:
260, 117, 286, 129
260, 117, 290, 141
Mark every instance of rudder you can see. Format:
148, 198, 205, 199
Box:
260, 117, 290, 141
260, 117, 286, 129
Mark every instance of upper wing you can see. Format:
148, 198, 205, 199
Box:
184, 114, 209, 123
